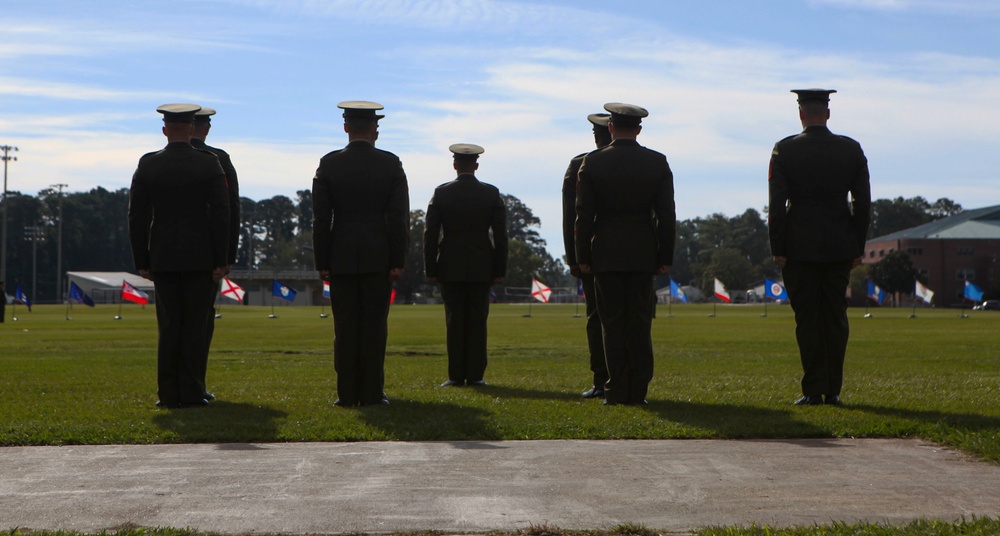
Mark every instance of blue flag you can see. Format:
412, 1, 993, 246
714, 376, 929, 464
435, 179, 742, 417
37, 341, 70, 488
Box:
272, 279, 297, 302
577, 278, 584, 297
867, 280, 886, 305
669, 279, 688, 303
764, 278, 788, 300
964, 281, 984, 302
69, 282, 95, 307
15, 284, 31, 311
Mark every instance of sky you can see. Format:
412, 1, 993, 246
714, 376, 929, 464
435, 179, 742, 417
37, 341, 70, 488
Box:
2, 0, 1000, 257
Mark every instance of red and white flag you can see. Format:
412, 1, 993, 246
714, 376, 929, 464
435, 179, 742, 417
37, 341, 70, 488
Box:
122, 280, 149, 305
220, 277, 245, 302
714, 278, 731, 303
531, 278, 552, 303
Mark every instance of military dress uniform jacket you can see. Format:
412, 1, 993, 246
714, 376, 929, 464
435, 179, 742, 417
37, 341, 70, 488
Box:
561, 153, 586, 266
424, 174, 507, 283
575, 139, 676, 272
191, 138, 241, 265
312, 140, 409, 275
768, 125, 871, 262
128, 141, 230, 273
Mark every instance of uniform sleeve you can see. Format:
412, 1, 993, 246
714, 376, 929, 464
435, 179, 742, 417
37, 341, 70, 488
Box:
655, 157, 676, 266
561, 158, 581, 266
767, 142, 789, 257
575, 157, 595, 265
491, 189, 508, 278
311, 164, 332, 272
850, 146, 872, 256
220, 153, 241, 265
386, 161, 410, 270
207, 162, 230, 268
127, 165, 152, 271
423, 192, 441, 279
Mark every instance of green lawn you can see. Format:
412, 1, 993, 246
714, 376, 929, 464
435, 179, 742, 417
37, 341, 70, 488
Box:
2, 302, 998, 464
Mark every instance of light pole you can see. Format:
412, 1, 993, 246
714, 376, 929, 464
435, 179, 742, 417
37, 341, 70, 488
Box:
52, 183, 68, 302
25, 225, 44, 301
1, 145, 18, 286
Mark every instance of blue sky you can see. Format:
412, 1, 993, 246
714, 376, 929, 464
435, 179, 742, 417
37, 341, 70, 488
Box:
3, 0, 999, 255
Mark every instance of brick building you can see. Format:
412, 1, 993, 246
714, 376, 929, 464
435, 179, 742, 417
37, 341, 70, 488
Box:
864, 205, 1000, 307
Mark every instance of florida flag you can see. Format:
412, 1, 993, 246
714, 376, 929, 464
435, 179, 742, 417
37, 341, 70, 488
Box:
714, 278, 731, 303
220, 277, 245, 302
669, 279, 688, 303
764, 278, 788, 300
964, 281, 984, 302
915, 280, 934, 304
531, 278, 552, 303
867, 280, 886, 305
122, 281, 149, 304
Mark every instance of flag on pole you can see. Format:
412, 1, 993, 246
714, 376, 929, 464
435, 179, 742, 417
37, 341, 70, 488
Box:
867, 280, 886, 305
68, 282, 95, 307
531, 278, 552, 303
713, 278, 730, 303
390, 288, 397, 304
220, 277, 245, 302
15, 284, 32, 311
122, 281, 149, 304
964, 280, 984, 302
915, 280, 934, 304
669, 279, 688, 303
577, 278, 584, 297
323, 280, 331, 298
272, 279, 297, 302
764, 279, 788, 300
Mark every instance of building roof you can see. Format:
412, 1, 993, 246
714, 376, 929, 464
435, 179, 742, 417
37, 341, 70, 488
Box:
67, 271, 154, 289
869, 205, 1000, 241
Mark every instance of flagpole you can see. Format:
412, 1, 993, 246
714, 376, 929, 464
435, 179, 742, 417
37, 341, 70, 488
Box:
709, 301, 716, 318
214, 291, 223, 319
667, 295, 673, 318
909, 295, 917, 319
11, 301, 17, 321
761, 298, 767, 318
115, 298, 123, 320
65, 299, 72, 321
269, 296, 277, 319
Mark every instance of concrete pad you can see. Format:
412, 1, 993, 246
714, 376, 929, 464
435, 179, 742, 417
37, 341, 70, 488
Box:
1, 439, 999, 534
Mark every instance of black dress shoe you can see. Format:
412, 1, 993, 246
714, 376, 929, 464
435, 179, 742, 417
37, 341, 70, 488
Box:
794, 395, 824, 406
825, 395, 842, 405
155, 400, 176, 409
582, 386, 605, 399
202, 392, 216, 401
441, 380, 463, 387
468, 380, 488, 387
178, 398, 210, 408
333, 399, 358, 407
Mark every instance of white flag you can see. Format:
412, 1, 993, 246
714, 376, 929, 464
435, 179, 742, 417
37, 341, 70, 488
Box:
531, 278, 552, 303
220, 277, 246, 302
714, 278, 731, 303
915, 280, 934, 304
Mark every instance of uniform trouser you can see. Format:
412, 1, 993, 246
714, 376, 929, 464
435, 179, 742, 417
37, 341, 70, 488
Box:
330, 273, 392, 405
199, 280, 221, 393
594, 272, 655, 404
782, 260, 852, 397
440, 282, 491, 383
153, 271, 216, 404
581, 274, 607, 388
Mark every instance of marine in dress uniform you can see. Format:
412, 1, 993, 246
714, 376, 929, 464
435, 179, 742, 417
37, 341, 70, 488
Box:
312, 101, 409, 407
767, 89, 871, 406
128, 104, 230, 409
191, 107, 241, 402
562, 113, 612, 399
424, 144, 508, 387
576, 103, 676, 406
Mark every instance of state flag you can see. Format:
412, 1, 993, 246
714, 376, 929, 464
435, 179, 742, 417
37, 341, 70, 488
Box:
15, 284, 32, 311
531, 278, 552, 303
323, 280, 331, 298
122, 281, 149, 304
669, 279, 687, 303
69, 282, 95, 307
866, 280, 886, 305
577, 278, 584, 297
272, 279, 297, 302
764, 278, 788, 300
964, 281, 984, 302
714, 278, 730, 303
220, 277, 245, 302
915, 280, 934, 304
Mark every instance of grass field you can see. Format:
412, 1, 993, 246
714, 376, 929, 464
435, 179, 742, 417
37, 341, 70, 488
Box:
1, 301, 998, 462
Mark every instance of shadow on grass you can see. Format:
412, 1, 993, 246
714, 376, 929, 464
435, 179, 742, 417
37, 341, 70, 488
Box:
644, 399, 834, 438
355, 398, 499, 441
472, 383, 579, 401
843, 403, 1000, 430
152, 401, 287, 443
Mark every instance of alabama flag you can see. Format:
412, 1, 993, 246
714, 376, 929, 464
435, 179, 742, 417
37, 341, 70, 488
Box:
714, 278, 731, 303
531, 278, 552, 303
122, 281, 149, 304
220, 277, 245, 302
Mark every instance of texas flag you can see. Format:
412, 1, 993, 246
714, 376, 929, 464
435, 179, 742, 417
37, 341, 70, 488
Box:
220, 277, 245, 302
714, 278, 731, 303
122, 280, 149, 304
531, 278, 552, 303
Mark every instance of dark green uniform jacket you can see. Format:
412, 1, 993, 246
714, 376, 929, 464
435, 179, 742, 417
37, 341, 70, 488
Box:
191, 138, 241, 265
424, 174, 507, 282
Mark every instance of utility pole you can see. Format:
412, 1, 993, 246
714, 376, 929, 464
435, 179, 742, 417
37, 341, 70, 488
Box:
25, 225, 44, 301
52, 183, 68, 302
1, 145, 18, 286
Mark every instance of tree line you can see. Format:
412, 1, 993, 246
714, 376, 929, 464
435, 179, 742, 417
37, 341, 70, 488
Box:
0, 187, 966, 304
